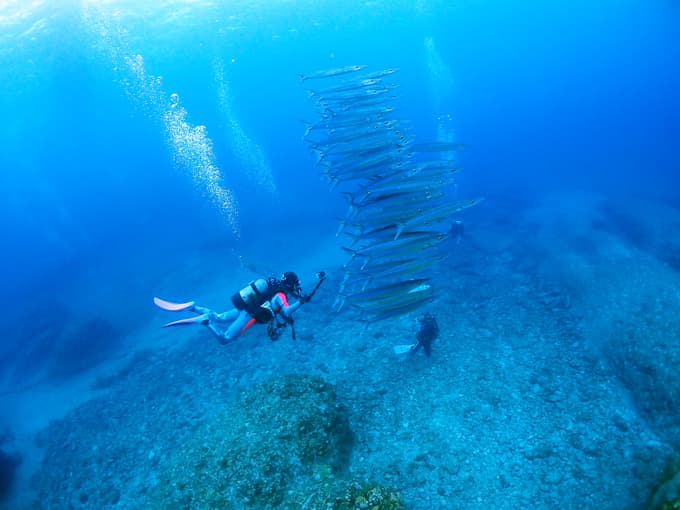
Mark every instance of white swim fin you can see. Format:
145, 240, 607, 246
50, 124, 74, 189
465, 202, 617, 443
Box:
393, 344, 416, 355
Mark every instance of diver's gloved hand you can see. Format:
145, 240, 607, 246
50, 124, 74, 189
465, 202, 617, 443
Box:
299, 294, 311, 304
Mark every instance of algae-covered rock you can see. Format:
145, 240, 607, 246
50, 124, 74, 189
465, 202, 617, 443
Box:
289, 479, 406, 510
330, 481, 406, 510
0, 447, 20, 501
647, 455, 680, 510
151, 374, 354, 509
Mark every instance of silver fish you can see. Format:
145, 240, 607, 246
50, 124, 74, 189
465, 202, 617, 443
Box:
298, 65, 367, 81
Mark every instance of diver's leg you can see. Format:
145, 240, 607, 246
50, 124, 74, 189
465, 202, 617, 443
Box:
193, 306, 239, 323
190, 307, 256, 345
197, 308, 242, 344
204, 322, 238, 344
216, 309, 240, 322
218, 310, 256, 345
192, 304, 211, 314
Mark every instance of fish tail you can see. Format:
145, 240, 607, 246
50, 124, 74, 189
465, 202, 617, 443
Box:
333, 295, 346, 312
321, 172, 338, 189
339, 191, 354, 203
313, 151, 325, 167
336, 220, 348, 236
300, 120, 312, 138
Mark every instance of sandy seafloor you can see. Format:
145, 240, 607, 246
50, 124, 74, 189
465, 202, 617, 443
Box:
2, 190, 680, 510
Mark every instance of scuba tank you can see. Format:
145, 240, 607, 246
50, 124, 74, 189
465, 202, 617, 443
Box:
231, 278, 268, 310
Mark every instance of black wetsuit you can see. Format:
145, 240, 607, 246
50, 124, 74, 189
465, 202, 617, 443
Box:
412, 313, 439, 357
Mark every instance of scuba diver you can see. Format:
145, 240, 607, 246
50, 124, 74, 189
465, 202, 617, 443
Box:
393, 312, 440, 357
154, 271, 326, 344
451, 219, 464, 244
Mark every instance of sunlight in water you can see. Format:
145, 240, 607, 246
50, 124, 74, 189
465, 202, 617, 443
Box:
164, 91, 241, 237
81, 4, 241, 237
424, 36, 455, 112
214, 58, 278, 196
0, 0, 44, 20
425, 36, 458, 161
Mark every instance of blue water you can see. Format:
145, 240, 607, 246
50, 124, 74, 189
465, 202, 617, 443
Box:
1, 1, 679, 508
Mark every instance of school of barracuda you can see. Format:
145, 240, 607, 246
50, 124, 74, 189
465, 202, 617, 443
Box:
301, 65, 482, 321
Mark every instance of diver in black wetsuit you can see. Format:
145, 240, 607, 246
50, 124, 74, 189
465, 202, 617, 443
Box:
393, 312, 440, 357
451, 219, 464, 244
411, 312, 440, 357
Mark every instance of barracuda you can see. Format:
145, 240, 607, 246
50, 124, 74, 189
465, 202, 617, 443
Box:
297, 65, 367, 81
326, 139, 409, 158
307, 78, 382, 97
359, 292, 434, 322
335, 277, 431, 313
316, 87, 392, 104
330, 153, 398, 175
344, 254, 446, 287
342, 278, 431, 304
351, 283, 434, 312
324, 105, 396, 120
343, 233, 448, 269
394, 198, 483, 239
353, 68, 400, 80
408, 141, 467, 153
354, 195, 449, 222
325, 104, 397, 121
302, 115, 385, 138
322, 125, 401, 145
346, 187, 443, 210
354, 178, 445, 203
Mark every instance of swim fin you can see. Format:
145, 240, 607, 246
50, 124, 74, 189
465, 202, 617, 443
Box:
154, 297, 195, 312
393, 344, 416, 355
162, 314, 208, 327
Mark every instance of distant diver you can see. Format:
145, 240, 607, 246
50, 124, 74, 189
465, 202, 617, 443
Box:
154, 271, 326, 343
393, 312, 440, 357
451, 219, 464, 243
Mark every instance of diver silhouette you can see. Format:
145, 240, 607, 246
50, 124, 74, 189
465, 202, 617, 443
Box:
393, 312, 440, 357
